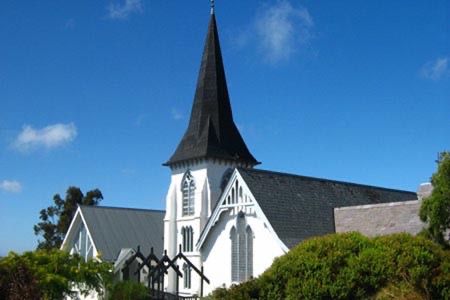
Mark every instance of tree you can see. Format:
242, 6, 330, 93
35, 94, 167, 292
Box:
0, 249, 112, 300
34, 186, 103, 250
0, 255, 41, 300
419, 151, 450, 248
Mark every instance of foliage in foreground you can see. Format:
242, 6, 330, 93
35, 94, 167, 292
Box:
0, 249, 112, 300
108, 281, 150, 300
420, 151, 450, 249
34, 186, 103, 250
208, 232, 450, 300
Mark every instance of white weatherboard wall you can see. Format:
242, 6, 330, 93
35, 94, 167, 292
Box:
198, 171, 286, 295
201, 210, 285, 294
164, 160, 240, 295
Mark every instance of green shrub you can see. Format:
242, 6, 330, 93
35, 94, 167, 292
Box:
259, 232, 388, 300
108, 281, 149, 300
206, 278, 260, 300
374, 233, 442, 297
208, 232, 450, 300
0, 249, 112, 300
373, 282, 426, 300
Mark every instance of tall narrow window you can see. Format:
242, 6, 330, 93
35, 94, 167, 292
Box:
230, 212, 253, 283
183, 263, 191, 289
189, 227, 193, 251
182, 171, 195, 216
246, 226, 253, 279
181, 227, 186, 251
230, 227, 238, 282
182, 226, 194, 252
237, 213, 246, 281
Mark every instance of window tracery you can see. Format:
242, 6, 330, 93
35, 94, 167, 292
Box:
230, 212, 253, 283
182, 170, 195, 216
182, 226, 194, 252
183, 263, 192, 289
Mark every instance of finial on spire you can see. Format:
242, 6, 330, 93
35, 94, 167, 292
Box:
210, 0, 215, 14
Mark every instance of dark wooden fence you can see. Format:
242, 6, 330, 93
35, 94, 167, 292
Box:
123, 245, 209, 300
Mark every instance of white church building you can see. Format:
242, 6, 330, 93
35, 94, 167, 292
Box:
62, 7, 423, 298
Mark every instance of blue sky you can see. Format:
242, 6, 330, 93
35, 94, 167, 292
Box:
0, 0, 449, 255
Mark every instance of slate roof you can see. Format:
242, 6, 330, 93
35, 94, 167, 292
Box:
80, 205, 165, 262
238, 168, 417, 249
165, 12, 258, 167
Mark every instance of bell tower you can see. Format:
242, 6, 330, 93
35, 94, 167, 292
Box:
163, 6, 258, 295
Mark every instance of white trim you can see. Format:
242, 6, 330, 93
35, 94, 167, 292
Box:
60, 208, 82, 250
196, 168, 289, 253
78, 207, 100, 260
114, 248, 136, 272
60, 206, 100, 261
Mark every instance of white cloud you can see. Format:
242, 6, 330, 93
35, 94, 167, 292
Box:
12, 123, 77, 152
0, 180, 22, 193
171, 108, 183, 121
134, 113, 148, 126
256, 0, 313, 64
64, 18, 75, 30
107, 0, 143, 20
421, 57, 449, 80
230, 29, 252, 50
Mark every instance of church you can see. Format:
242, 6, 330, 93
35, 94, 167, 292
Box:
61, 6, 424, 298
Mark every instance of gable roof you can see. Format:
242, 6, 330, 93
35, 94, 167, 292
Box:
165, 12, 258, 167
79, 205, 165, 262
237, 168, 417, 248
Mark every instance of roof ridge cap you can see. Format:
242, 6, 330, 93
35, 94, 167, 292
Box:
79, 205, 165, 213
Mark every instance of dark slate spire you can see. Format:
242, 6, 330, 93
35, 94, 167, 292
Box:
165, 12, 258, 167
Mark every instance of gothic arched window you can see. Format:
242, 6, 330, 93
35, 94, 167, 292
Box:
230, 212, 253, 283
230, 227, 238, 282
182, 226, 194, 252
182, 171, 195, 216
183, 263, 192, 289
246, 225, 253, 278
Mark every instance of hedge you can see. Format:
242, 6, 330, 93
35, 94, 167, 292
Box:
208, 232, 450, 300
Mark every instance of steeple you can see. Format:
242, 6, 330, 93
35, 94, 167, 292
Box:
165, 11, 258, 167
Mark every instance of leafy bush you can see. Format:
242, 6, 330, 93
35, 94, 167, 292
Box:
0, 258, 41, 300
206, 278, 260, 300
208, 232, 450, 300
108, 281, 149, 300
258, 232, 387, 299
0, 249, 112, 300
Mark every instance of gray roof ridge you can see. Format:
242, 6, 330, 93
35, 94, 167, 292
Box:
237, 167, 416, 195
79, 205, 165, 213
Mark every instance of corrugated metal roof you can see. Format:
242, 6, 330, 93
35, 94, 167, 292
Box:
238, 168, 417, 249
80, 205, 165, 262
